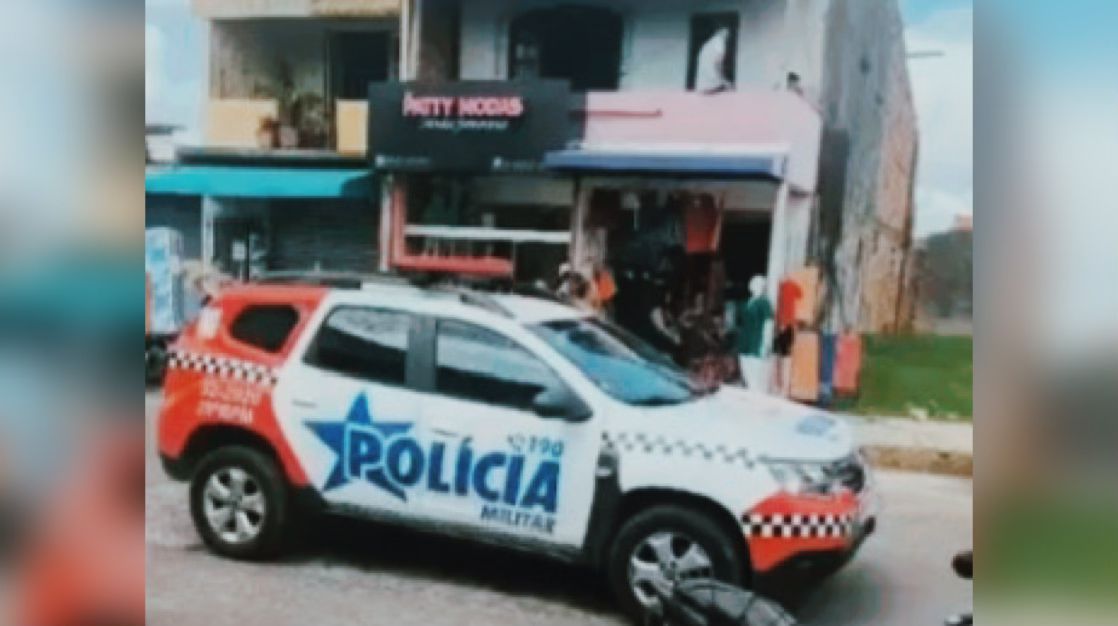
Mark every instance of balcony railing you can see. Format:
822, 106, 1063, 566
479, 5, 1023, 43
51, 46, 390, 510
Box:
202, 98, 368, 156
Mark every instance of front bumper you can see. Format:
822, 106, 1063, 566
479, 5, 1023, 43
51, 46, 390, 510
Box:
742, 486, 878, 576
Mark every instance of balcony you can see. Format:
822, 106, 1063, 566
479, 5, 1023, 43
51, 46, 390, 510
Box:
202, 98, 369, 156
202, 17, 394, 157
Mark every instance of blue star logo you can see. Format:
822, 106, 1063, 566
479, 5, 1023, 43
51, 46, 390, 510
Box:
305, 394, 415, 500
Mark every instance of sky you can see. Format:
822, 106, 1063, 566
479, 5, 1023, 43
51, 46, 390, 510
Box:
902, 0, 973, 236
145, 0, 974, 237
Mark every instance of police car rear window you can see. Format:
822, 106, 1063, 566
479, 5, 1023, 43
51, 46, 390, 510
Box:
228, 304, 300, 353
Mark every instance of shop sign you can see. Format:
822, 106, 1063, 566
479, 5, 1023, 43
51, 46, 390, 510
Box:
368, 80, 572, 173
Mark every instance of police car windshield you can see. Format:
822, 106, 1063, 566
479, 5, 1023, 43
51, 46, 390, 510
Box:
530, 318, 702, 406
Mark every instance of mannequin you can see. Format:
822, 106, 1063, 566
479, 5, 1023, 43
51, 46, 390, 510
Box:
735, 275, 774, 392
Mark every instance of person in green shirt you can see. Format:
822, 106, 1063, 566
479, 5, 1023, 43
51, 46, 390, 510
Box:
734, 275, 774, 390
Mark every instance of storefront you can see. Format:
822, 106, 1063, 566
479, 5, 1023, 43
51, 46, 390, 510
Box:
145, 155, 378, 281
368, 80, 576, 284
366, 83, 821, 390
370, 83, 820, 334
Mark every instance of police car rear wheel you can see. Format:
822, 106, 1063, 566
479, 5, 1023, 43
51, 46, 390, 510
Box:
190, 446, 291, 560
608, 505, 744, 620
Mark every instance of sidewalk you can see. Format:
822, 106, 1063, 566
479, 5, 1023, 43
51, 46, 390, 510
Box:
844, 415, 973, 477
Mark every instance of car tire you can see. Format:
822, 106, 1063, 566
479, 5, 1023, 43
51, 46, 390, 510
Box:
607, 504, 746, 621
190, 446, 291, 560
145, 340, 167, 386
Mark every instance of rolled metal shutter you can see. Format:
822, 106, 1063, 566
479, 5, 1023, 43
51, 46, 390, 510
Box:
268, 199, 379, 273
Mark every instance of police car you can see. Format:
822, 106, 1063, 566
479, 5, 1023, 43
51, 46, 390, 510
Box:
157, 276, 876, 618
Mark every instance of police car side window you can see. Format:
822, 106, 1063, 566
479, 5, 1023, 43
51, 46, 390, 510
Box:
435, 319, 561, 412
304, 307, 411, 386
229, 304, 300, 353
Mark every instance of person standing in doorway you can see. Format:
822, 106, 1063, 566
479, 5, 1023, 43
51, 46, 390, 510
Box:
735, 275, 774, 391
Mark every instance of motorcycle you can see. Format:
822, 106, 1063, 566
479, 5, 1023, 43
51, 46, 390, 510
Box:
642, 579, 796, 626
945, 550, 973, 626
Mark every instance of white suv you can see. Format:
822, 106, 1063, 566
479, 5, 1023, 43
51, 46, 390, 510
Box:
157, 278, 876, 618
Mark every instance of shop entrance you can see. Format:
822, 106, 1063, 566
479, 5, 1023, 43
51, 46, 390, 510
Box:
574, 180, 777, 385
213, 216, 264, 282
719, 213, 772, 299
397, 175, 573, 285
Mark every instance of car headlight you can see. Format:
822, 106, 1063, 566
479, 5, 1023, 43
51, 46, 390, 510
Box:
763, 460, 839, 496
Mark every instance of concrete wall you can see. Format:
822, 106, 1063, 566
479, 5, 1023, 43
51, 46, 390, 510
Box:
209, 18, 396, 99
458, 0, 794, 92
578, 89, 822, 192
814, 0, 917, 333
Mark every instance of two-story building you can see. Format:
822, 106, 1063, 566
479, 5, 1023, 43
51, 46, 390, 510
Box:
146, 0, 400, 280
391, 0, 918, 332
145, 0, 916, 333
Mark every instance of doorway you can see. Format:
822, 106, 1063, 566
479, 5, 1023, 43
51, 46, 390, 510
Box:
329, 31, 391, 100
719, 213, 771, 298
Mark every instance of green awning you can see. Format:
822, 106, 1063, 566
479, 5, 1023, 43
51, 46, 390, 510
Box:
145, 165, 373, 198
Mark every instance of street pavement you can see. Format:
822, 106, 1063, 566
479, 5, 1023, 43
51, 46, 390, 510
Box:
146, 392, 972, 626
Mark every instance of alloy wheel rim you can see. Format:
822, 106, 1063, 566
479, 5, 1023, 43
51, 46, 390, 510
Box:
202, 467, 266, 544
628, 531, 714, 608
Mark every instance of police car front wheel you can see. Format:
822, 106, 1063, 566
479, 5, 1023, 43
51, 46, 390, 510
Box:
607, 505, 745, 620
190, 446, 292, 560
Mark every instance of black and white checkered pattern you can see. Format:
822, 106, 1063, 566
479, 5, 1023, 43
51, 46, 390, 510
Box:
167, 350, 279, 386
741, 513, 854, 539
601, 432, 754, 468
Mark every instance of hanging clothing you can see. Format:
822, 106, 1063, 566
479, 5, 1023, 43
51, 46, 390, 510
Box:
772, 325, 795, 357
834, 333, 864, 395
776, 279, 803, 329
594, 267, 617, 304
684, 203, 721, 253
734, 296, 773, 357
789, 330, 820, 402
787, 266, 820, 324
818, 332, 838, 406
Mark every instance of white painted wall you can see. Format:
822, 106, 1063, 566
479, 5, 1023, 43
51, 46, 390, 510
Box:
459, 0, 810, 93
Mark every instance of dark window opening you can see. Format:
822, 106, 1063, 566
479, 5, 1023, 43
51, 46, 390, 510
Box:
330, 31, 391, 100
229, 304, 300, 353
687, 13, 740, 91
435, 319, 562, 411
305, 307, 411, 386
719, 214, 772, 295
508, 6, 623, 91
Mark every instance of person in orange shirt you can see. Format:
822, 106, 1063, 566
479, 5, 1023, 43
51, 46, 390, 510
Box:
593, 262, 617, 316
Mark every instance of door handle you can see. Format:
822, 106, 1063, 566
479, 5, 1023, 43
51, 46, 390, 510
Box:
432, 428, 461, 438
292, 398, 319, 409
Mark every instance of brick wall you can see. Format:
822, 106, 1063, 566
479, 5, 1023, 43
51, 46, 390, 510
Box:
814, 0, 917, 333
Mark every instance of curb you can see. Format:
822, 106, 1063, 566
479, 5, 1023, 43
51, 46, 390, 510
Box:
864, 445, 972, 477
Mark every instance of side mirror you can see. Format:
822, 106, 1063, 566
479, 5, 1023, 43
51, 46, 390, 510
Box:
532, 387, 591, 423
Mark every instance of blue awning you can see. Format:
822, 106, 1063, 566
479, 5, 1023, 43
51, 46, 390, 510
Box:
543, 149, 786, 179
145, 166, 373, 198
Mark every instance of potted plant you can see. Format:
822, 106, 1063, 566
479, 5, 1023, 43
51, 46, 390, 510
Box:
255, 115, 279, 149
291, 92, 328, 149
